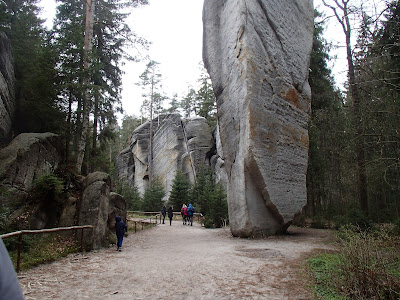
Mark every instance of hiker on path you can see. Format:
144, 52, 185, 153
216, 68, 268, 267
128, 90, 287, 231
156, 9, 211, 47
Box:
115, 216, 127, 251
161, 205, 166, 224
181, 204, 187, 225
183, 204, 188, 225
168, 205, 173, 226
187, 203, 195, 226
0, 238, 24, 299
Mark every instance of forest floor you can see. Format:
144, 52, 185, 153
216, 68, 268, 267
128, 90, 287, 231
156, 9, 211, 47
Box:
18, 221, 335, 299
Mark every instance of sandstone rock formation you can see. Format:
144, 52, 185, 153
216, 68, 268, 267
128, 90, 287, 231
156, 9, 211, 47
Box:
203, 0, 314, 237
79, 172, 127, 249
116, 114, 214, 199
0, 132, 61, 196
0, 32, 15, 145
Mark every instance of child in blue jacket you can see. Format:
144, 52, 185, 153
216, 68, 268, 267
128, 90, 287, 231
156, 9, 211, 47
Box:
115, 216, 127, 251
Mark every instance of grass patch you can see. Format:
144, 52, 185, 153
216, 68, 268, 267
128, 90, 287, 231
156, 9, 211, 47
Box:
307, 252, 345, 299
5, 233, 80, 271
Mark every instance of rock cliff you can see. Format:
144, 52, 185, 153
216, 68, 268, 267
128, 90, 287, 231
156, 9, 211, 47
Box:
116, 114, 214, 199
0, 32, 15, 145
0, 132, 61, 195
203, 0, 313, 236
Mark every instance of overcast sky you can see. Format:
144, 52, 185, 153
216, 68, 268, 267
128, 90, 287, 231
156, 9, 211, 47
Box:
38, 0, 385, 118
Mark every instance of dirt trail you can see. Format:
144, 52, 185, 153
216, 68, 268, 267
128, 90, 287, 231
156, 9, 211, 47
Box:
18, 221, 334, 299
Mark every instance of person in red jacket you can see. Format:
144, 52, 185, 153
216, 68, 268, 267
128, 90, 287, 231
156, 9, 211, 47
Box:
183, 205, 189, 225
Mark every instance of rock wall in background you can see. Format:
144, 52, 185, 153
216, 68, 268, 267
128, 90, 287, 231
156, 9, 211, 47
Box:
0, 32, 15, 145
116, 114, 214, 200
203, 0, 314, 237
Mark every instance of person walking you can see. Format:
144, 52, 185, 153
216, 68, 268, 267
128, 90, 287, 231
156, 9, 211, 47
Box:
181, 204, 187, 225
115, 216, 127, 251
187, 203, 195, 226
161, 205, 166, 224
167, 205, 173, 226
183, 204, 189, 225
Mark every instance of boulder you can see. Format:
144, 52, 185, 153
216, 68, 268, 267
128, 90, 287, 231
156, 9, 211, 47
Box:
0, 133, 61, 195
79, 177, 110, 249
0, 32, 15, 145
107, 192, 127, 232
59, 197, 78, 227
79, 173, 127, 249
203, 0, 313, 236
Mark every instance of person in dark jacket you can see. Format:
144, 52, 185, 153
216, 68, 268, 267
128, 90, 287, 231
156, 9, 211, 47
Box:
0, 238, 24, 299
167, 205, 173, 226
115, 216, 127, 251
161, 205, 166, 224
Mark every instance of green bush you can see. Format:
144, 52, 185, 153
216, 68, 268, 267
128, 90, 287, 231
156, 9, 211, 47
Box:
308, 227, 400, 299
30, 174, 66, 226
31, 174, 64, 202
332, 207, 373, 230
335, 227, 400, 299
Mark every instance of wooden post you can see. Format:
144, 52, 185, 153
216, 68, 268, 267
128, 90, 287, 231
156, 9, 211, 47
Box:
135, 222, 137, 233
80, 228, 84, 253
16, 233, 22, 273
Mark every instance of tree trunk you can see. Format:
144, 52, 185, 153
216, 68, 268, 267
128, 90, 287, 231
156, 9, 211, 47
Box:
92, 91, 99, 156
148, 76, 154, 187
65, 92, 73, 164
76, 0, 95, 174
343, 8, 369, 216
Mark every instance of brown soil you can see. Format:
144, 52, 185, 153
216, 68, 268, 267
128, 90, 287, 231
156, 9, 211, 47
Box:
18, 221, 335, 299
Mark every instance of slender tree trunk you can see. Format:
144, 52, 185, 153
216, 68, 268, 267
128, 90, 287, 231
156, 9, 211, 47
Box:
344, 9, 368, 216
76, 0, 95, 174
148, 76, 154, 187
75, 96, 82, 152
92, 91, 99, 156
65, 92, 73, 164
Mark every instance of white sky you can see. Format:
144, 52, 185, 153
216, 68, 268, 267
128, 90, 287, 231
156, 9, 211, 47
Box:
38, 0, 386, 118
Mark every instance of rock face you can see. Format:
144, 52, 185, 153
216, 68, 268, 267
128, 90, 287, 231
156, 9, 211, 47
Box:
203, 0, 313, 237
79, 172, 127, 249
0, 32, 15, 145
116, 114, 214, 199
0, 132, 61, 195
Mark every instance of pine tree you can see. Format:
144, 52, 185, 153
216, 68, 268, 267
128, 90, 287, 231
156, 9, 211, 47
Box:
207, 183, 228, 228
168, 170, 191, 210
141, 179, 165, 212
54, 0, 148, 172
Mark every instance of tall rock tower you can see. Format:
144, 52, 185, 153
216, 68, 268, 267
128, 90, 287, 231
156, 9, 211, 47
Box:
203, 0, 314, 237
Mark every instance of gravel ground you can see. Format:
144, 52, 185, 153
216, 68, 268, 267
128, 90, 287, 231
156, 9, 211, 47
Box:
18, 221, 335, 299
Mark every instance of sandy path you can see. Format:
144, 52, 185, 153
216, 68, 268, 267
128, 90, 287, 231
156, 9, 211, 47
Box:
18, 221, 334, 299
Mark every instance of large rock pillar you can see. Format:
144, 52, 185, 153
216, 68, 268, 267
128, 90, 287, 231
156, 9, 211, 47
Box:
203, 0, 313, 237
